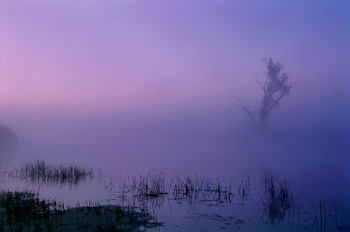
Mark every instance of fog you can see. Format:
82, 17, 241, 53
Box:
1, 96, 349, 204
0, 0, 349, 211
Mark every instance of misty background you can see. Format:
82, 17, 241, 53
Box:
0, 0, 349, 205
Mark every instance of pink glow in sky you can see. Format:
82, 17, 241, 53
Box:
1, 0, 349, 116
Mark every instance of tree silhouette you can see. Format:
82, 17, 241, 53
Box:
232, 58, 294, 131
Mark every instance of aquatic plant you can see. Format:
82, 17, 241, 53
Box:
171, 175, 233, 204
17, 160, 98, 186
0, 191, 64, 232
261, 177, 292, 225
137, 172, 167, 198
238, 177, 250, 203
0, 190, 160, 232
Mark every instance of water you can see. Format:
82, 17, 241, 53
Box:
0, 161, 349, 231
1, 107, 349, 231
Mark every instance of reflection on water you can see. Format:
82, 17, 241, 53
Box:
0, 161, 349, 231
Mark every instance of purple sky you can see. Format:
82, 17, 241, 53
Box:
0, 1, 350, 199
1, 0, 349, 116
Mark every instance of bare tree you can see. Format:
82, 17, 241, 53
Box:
231, 58, 294, 131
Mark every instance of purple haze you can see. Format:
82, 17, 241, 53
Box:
0, 0, 349, 205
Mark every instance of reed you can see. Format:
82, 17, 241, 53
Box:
137, 172, 167, 198
18, 160, 96, 186
238, 177, 250, 203
261, 177, 292, 225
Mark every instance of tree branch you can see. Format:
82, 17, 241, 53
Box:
253, 75, 265, 90
227, 92, 258, 126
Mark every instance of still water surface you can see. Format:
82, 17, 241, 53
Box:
0, 162, 349, 232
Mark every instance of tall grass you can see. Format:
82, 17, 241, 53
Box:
171, 175, 233, 203
18, 161, 97, 186
261, 177, 292, 225
137, 172, 167, 198
238, 178, 250, 203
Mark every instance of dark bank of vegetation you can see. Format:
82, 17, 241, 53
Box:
0, 190, 161, 232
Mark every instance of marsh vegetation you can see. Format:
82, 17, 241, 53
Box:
0, 161, 100, 187
0, 161, 349, 232
0, 190, 160, 232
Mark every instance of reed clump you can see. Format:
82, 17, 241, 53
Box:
137, 172, 167, 198
171, 175, 233, 203
238, 178, 250, 203
19, 160, 95, 186
261, 177, 292, 224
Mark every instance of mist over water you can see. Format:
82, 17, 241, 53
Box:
0, 1, 350, 230
2, 98, 349, 207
